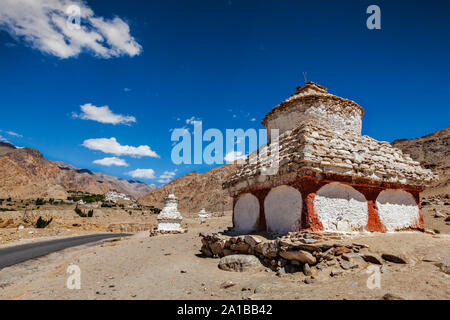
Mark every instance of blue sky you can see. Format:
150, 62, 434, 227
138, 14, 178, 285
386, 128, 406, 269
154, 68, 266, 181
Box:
0, 0, 449, 185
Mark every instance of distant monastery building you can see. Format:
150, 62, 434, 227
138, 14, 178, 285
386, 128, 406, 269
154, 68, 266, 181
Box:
223, 82, 438, 234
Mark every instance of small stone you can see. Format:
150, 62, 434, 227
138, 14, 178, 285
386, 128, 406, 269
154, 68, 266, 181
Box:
342, 253, 364, 264
352, 243, 369, 249
435, 261, 450, 274
334, 246, 352, 256
180, 270, 187, 273
362, 253, 383, 265
330, 269, 343, 277
220, 280, 236, 289
230, 242, 250, 253
316, 261, 326, 270
326, 260, 336, 266
382, 293, 405, 300
304, 277, 316, 284
303, 263, 312, 276
382, 253, 408, 264
340, 260, 356, 270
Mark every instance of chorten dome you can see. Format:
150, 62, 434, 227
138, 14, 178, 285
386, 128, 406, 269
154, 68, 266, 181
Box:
262, 82, 364, 140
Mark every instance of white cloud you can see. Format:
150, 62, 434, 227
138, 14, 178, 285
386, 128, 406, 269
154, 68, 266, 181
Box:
224, 151, 246, 164
93, 157, 128, 167
250, 118, 256, 122
82, 137, 159, 158
186, 116, 201, 125
6, 131, 22, 137
0, 135, 9, 143
157, 170, 177, 184
0, 0, 142, 59
73, 103, 136, 125
0, 130, 22, 138
123, 88, 131, 92
127, 168, 156, 179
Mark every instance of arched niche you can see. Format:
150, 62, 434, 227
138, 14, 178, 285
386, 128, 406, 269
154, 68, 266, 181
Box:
376, 189, 419, 231
234, 193, 260, 231
264, 185, 302, 234
314, 182, 368, 231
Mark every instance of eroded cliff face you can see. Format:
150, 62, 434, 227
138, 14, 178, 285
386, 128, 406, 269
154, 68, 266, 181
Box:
138, 164, 237, 213
392, 126, 449, 198
0, 145, 154, 199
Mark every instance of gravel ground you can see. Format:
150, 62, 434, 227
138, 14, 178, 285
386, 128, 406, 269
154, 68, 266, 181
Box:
0, 214, 449, 300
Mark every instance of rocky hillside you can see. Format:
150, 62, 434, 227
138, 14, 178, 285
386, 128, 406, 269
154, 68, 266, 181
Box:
0, 144, 154, 199
392, 126, 449, 198
138, 164, 237, 213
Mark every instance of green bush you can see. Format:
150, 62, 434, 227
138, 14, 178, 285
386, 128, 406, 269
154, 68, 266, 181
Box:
74, 207, 86, 217
36, 216, 53, 228
35, 198, 46, 206
68, 194, 105, 204
75, 207, 94, 218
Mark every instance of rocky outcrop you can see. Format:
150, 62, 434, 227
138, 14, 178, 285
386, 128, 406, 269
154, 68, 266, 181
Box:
139, 164, 237, 213
392, 126, 449, 198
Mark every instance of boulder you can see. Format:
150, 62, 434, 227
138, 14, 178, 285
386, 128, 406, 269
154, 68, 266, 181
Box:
201, 245, 213, 257
260, 241, 279, 258
218, 255, 263, 272
209, 240, 226, 256
279, 250, 317, 265
244, 235, 262, 248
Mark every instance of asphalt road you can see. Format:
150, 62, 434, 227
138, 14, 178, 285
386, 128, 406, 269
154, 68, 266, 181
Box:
0, 233, 131, 269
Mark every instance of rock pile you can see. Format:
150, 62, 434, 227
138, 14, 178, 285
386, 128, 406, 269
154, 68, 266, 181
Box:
200, 231, 408, 277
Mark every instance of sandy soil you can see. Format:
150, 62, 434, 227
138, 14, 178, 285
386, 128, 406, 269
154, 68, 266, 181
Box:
0, 213, 449, 300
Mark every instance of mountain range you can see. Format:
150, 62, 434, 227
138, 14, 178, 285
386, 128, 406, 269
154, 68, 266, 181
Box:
0, 142, 155, 199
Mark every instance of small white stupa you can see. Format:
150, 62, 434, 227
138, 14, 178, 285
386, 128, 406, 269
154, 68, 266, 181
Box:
198, 208, 211, 219
156, 193, 183, 233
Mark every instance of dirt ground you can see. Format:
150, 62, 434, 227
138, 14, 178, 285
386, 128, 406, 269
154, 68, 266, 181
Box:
0, 209, 449, 300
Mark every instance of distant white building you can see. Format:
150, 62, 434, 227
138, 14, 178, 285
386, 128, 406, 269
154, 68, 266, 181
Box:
105, 190, 131, 203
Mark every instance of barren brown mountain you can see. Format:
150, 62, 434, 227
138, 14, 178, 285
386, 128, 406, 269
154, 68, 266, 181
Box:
392, 126, 449, 198
0, 143, 154, 199
138, 164, 237, 213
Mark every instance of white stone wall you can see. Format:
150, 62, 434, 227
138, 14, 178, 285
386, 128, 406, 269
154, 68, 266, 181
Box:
264, 185, 302, 234
265, 103, 362, 140
314, 182, 368, 231
234, 193, 260, 231
376, 189, 419, 231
